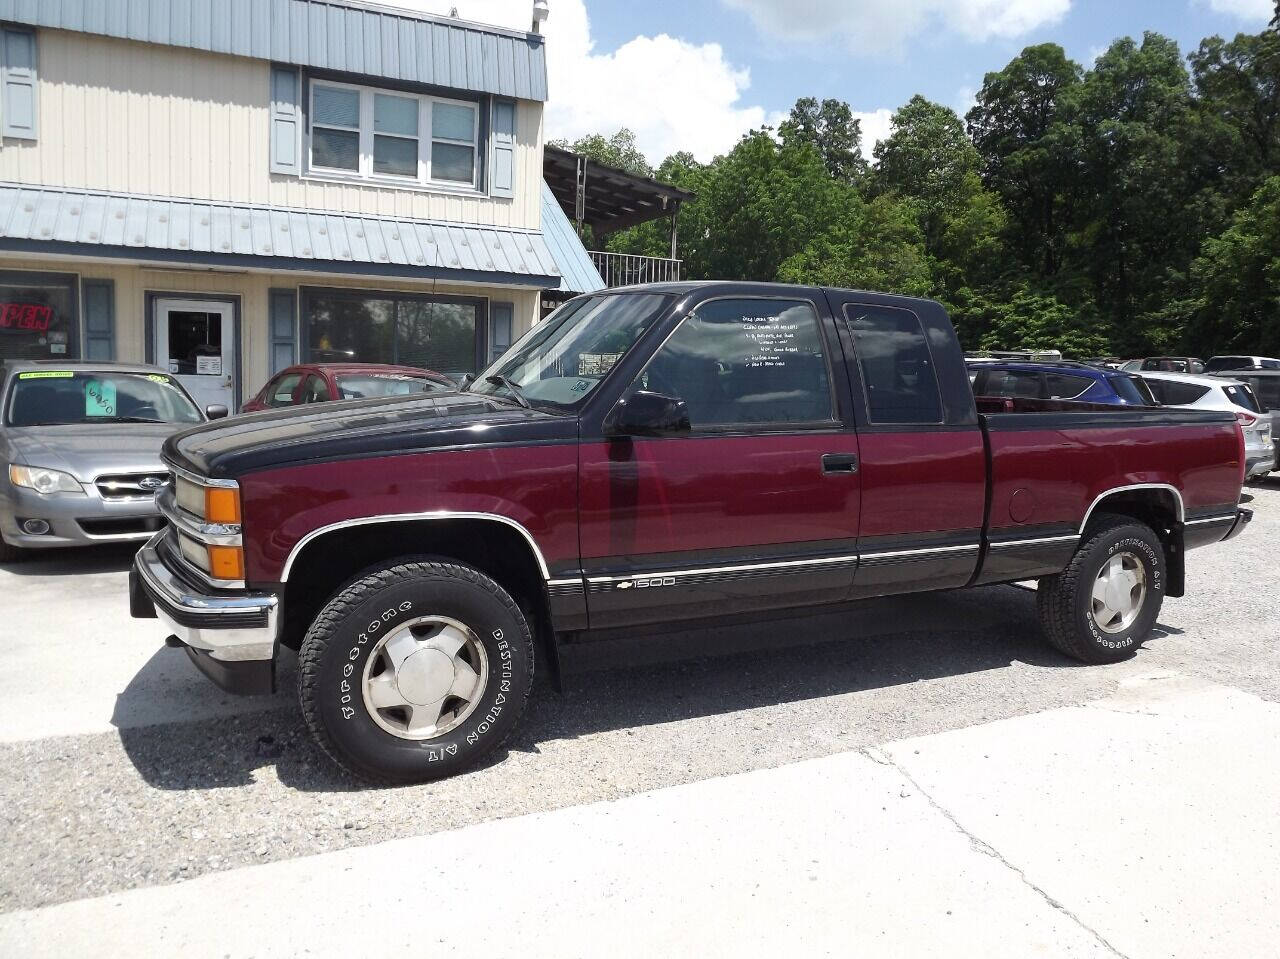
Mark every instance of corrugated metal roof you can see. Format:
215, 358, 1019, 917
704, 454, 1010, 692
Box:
0, 184, 563, 287
0, 0, 548, 102
540, 181, 605, 295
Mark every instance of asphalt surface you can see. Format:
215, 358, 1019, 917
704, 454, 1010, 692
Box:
2, 479, 1277, 916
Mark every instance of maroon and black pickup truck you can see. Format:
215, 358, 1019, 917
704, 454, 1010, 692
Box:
130, 282, 1251, 783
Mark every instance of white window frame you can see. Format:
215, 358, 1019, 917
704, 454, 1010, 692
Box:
306, 78, 482, 193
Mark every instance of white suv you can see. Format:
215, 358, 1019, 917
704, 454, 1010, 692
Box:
1142, 371, 1273, 478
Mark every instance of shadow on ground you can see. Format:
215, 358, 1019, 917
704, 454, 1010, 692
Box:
111, 583, 1177, 793
0, 542, 139, 577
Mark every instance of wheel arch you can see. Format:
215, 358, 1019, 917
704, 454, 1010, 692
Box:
1079, 483, 1185, 598
278, 513, 560, 682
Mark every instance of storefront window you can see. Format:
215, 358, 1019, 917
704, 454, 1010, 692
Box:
303, 289, 483, 383
0, 271, 78, 362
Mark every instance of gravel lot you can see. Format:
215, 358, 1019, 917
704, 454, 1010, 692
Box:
2, 479, 1277, 912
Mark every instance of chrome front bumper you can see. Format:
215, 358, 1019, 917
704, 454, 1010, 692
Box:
131, 531, 278, 664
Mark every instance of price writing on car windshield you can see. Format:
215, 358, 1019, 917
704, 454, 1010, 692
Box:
0, 303, 54, 332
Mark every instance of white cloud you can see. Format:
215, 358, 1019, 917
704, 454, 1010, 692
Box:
380, 0, 781, 163
721, 0, 1072, 54
853, 109, 894, 161
1198, 0, 1274, 20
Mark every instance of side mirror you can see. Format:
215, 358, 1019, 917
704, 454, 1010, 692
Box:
604, 390, 691, 438
459, 373, 476, 389
205, 405, 229, 420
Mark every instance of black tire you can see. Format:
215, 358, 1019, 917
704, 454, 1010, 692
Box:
0, 537, 28, 564
298, 559, 534, 785
1037, 513, 1166, 664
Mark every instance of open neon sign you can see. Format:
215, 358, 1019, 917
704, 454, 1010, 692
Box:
0, 303, 54, 333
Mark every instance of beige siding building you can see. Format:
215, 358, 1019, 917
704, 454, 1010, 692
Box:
0, 0, 601, 409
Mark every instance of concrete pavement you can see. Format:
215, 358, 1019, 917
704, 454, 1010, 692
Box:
3, 671, 1276, 958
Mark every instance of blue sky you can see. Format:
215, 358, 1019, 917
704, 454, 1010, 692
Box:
589, 0, 1269, 121
407, 0, 1276, 163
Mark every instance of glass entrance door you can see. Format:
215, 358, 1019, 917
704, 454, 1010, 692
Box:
154, 298, 236, 411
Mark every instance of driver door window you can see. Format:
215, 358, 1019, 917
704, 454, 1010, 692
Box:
635, 298, 836, 429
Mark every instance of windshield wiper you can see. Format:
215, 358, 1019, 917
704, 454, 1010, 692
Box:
484, 375, 531, 409
87, 416, 168, 424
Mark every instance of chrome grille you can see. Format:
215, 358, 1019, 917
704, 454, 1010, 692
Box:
95, 473, 170, 501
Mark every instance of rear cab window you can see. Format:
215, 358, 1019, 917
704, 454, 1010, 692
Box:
843, 305, 943, 424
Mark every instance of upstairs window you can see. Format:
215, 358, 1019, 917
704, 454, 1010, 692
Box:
308, 81, 480, 190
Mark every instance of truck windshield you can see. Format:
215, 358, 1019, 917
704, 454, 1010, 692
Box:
6, 371, 203, 427
470, 293, 673, 410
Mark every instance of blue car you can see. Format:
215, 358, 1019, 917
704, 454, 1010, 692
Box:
970, 361, 1158, 406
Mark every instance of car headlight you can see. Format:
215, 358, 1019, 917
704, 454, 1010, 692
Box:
8, 465, 86, 495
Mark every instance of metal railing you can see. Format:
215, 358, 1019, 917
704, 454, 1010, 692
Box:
589, 251, 683, 288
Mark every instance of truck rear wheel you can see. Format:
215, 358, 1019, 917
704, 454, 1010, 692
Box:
1036, 514, 1166, 664
298, 559, 534, 784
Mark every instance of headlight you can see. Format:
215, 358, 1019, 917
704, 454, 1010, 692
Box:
9, 465, 85, 495
175, 473, 241, 524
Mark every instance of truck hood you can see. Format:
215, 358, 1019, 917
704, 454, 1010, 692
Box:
7, 423, 182, 480
165, 391, 577, 479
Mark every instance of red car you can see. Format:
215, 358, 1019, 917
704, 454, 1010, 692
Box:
241, 363, 455, 413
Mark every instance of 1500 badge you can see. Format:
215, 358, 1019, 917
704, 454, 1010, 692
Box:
617, 577, 677, 590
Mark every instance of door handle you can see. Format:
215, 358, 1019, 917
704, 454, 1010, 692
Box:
822, 453, 859, 474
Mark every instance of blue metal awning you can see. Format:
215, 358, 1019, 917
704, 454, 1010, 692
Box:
540, 182, 605, 295
0, 184, 564, 288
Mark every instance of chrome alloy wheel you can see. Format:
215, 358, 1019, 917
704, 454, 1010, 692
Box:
361, 616, 489, 740
1090, 552, 1147, 634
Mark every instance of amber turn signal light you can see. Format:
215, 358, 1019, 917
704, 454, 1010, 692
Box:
205, 487, 242, 525
207, 545, 245, 581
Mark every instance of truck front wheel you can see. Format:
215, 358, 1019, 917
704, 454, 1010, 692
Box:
298, 559, 534, 784
1036, 514, 1166, 664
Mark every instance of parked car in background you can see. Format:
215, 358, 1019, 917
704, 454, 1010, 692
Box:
971, 361, 1157, 406
1120, 360, 1144, 372
241, 364, 455, 413
1142, 371, 1272, 478
1204, 355, 1280, 374
1211, 370, 1280, 472
1141, 357, 1206, 374
0, 361, 218, 562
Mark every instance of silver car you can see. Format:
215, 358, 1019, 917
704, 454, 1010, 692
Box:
0, 361, 221, 562
1142, 370, 1274, 479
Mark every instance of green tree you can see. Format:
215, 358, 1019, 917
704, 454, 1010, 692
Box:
1067, 33, 1200, 341
873, 96, 980, 251
949, 284, 1108, 357
778, 97, 868, 183
778, 194, 935, 297
676, 130, 852, 281
1189, 31, 1280, 204
1185, 176, 1280, 355
548, 128, 654, 178
966, 44, 1084, 276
